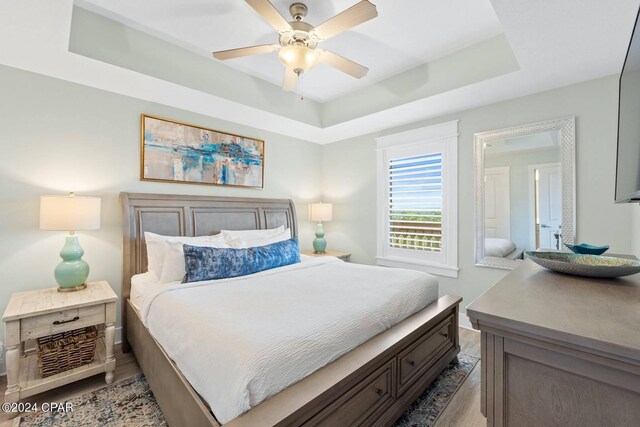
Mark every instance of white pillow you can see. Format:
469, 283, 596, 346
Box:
220, 225, 285, 241
144, 232, 226, 279
159, 234, 230, 282
144, 232, 171, 278
225, 228, 292, 249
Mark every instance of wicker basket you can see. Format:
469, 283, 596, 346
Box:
36, 326, 99, 378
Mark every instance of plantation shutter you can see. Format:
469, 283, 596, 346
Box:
388, 152, 443, 252
376, 120, 458, 277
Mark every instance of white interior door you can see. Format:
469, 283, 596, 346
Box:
485, 167, 510, 239
537, 164, 562, 249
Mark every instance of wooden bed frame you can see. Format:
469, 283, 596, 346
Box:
121, 192, 461, 427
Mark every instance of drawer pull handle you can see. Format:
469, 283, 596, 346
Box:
407, 360, 416, 367
53, 316, 80, 325
375, 388, 384, 396
439, 331, 449, 338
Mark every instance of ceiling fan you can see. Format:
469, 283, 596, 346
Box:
212, 0, 378, 91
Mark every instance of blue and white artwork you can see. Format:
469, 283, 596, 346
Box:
142, 115, 264, 188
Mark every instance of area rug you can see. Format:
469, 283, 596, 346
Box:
19, 354, 478, 427
393, 353, 479, 427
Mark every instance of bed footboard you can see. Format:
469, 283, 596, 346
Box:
229, 294, 461, 427
128, 295, 461, 427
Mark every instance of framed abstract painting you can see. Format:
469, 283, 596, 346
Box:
141, 114, 264, 188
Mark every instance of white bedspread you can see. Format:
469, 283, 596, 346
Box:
140, 257, 438, 424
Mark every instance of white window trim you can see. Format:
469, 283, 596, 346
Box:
375, 121, 459, 278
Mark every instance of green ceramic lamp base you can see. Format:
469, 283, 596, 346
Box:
54, 235, 90, 291
313, 222, 327, 254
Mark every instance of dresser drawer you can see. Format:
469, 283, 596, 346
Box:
21, 305, 105, 341
304, 359, 395, 427
397, 315, 454, 395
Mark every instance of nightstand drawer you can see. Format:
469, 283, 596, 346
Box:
21, 305, 105, 341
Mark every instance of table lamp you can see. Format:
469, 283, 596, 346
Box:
40, 193, 101, 292
309, 202, 332, 254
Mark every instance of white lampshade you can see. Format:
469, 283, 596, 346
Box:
309, 203, 333, 222
40, 193, 101, 232
278, 45, 319, 74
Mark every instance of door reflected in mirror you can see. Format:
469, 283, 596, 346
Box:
483, 130, 562, 260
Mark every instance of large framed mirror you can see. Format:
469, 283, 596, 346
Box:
475, 117, 576, 269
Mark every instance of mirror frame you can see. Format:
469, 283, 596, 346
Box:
474, 117, 576, 270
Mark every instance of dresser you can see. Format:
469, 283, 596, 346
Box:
467, 259, 640, 427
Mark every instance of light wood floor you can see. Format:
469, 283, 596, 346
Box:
434, 327, 485, 427
0, 328, 484, 426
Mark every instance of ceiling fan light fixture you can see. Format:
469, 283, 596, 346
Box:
278, 44, 319, 74
213, 1, 378, 92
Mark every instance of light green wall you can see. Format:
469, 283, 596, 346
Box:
0, 64, 323, 371
485, 149, 561, 250
322, 74, 636, 311
633, 209, 640, 257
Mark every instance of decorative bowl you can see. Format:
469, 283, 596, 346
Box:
525, 251, 640, 278
564, 243, 609, 255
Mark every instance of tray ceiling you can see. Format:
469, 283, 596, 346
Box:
75, 0, 504, 102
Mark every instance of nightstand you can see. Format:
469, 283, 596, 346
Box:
2, 281, 117, 403
302, 250, 351, 262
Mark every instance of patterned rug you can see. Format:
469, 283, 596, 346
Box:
393, 353, 479, 427
19, 354, 478, 427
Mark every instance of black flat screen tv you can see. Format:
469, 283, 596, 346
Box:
616, 7, 640, 202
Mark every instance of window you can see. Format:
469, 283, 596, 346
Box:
376, 121, 458, 278
388, 152, 443, 252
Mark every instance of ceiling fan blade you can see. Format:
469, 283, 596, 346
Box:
213, 44, 279, 60
245, 0, 292, 33
310, 0, 377, 41
282, 68, 298, 92
319, 49, 369, 78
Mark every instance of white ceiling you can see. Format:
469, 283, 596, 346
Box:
75, 0, 504, 102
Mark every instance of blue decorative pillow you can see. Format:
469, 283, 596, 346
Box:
183, 238, 301, 283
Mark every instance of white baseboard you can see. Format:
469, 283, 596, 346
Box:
459, 312, 477, 331
0, 327, 123, 377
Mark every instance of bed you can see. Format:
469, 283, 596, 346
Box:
121, 192, 461, 427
